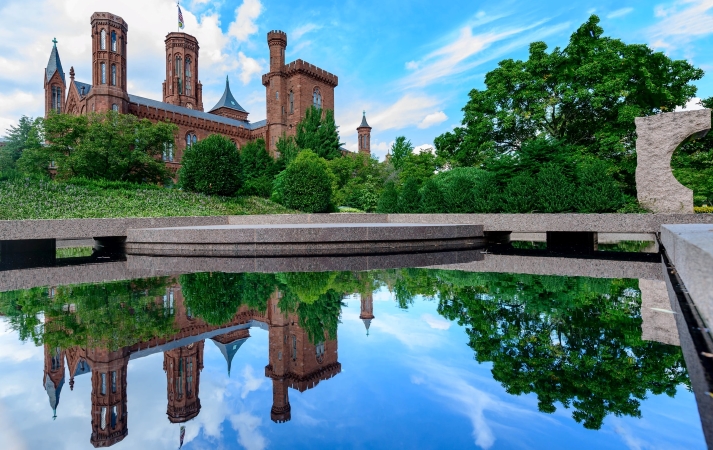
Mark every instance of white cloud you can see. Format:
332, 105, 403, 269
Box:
607, 7, 634, 19
421, 313, 451, 330
230, 412, 267, 450
418, 111, 448, 129
228, 0, 263, 42
236, 52, 264, 84
649, 0, 713, 52
368, 94, 442, 131
0, 91, 39, 134
414, 144, 435, 155
292, 23, 321, 41
239, 365, 265, 399
405, 60, 419, 70
676, 97, 705, 111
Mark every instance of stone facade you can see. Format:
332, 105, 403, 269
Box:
43, 11, 369, 164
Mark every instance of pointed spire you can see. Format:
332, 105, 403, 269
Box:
44, 374, 65, 419
46, 38, 66, 83
210, 337, 248, 377
362, 318, 372, 336
208, 75, 247, 113
358, 110, 371, 129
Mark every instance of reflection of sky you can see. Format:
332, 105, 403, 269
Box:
0, 286, 706, 450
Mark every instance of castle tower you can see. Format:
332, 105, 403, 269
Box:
163, 341, 204, 423
265, 31, 288, 152
86, 12, 129, 113
359, 292, 375, 335
208, 76, 249, 121
42, 344, 66, 419
357, 111, 372, 155
163, 32, 203, 111
44, 38, 66, 117
265, 291, 291, 422
86, 347, 130, 447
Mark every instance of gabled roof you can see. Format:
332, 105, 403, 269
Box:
46, 39, 65, 84
73, 80, 92, 97
128, 94, 266, 130
358, 111, 371, 129
210, 337, 248, 376
209, 76, 248, 113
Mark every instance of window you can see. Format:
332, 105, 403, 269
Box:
101, 373, 107, 395
315, 341, 325, 363
186, 133, 197, 148
51, 86, 62, 113
100, 29, 106, 50
112, 104, 118, 112
292, 335, 297, 361
111, 371, 117, 393
176, 358, 184, 398
163, 142, 174, 162
111, 406, 117, 429
187, 358, 193, 396
313, 88, 322, 108
111, 64, 116, 86
185, 56, 192, 95
175, 56, 183, 95
51, 347, 61, 371
276, 91, 279, 100
100, 407, 107, 430
101, 63, 106, 84
289, 90, 294, 114
111, 31, 117, 52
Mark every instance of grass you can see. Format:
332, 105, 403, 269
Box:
0, 177, 297, 220
56, 247, 94, 258
695, 206, 713, 213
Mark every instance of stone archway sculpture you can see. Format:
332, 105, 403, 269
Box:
635, 109, 711, 213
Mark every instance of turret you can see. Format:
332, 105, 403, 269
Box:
267, 30, 287, 72
163, 32, 203, 111
86, 12, 129, 113
44, 38, 66, 117
357, 111, 372, 155
264, 31, 289, 153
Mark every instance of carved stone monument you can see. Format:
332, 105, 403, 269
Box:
635, 109, 711, 213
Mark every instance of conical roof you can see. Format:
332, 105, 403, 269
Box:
44, 374, 65, 419
362, 318, 372, 336
46, 38, 65, 83
210, 337, 248, 376
358, 111, 371, 129
209, 76, 247, 113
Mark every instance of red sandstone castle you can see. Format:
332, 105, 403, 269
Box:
43, 11, 372, 166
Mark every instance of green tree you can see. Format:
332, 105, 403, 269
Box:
672, 97, 713, 206
295, 106, 342, 160
275, 135, 300, 171
390, 136, 413, 170
180, 134, 243, 196
240, 138, 274, 197
280, 149, 334, 212
1, 116, 43, 172
180, 272, 245, 326
537, 164, 575, 212
377, 181, 399, 213
434, 15, 703, 192
397, 178, 421, 213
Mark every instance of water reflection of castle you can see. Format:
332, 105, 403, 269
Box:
42, 286, 375, 447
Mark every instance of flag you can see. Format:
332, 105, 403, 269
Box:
179, 425, 185, 449
178, 5, 185, 30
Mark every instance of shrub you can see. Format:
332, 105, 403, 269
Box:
397, 178, 421, 213
536, 164, 575, 212
377, 182, 399, 213
179, 134, 243, 196
574, 160, 625, 213
471, 170, 500, 212
343, 178, 380, 212
240, 138, 274, 198
241, 175, 274, 198
444, 172, 477, 212
420, 178, 445, 213
502, 174, 538, 213
281, 150, 334, 213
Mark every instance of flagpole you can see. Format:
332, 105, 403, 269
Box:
177, 2, 180, 32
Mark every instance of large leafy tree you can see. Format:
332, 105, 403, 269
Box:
434, 15, 703, 191
295, 106, 342, 160
389, 136, 413, 170
0, 116, 43, 171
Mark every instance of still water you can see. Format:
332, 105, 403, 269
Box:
0, 268, 705, 449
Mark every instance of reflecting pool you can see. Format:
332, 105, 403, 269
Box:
0, 268, 705, 449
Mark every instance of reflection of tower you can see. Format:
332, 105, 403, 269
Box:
42, 344, 66, 419
359, 292, 375, 336
211, 328, 250, 376
86, 348, 130, 447
265, 291, 341, 423
66, 346, 91, 391
164, 341, 204, 423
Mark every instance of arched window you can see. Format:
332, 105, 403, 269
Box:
163, 142, 174, 162
111, 64, 116, 86
289, 90, 294, 114
185, 57, 192, 95
101, 63, 106, 84
175, 56, 183, 94
100, 29, 106, 50
186, 133, 197, 148
111, 31, 117, 52
112, 104, 118, 112
313, 87, 322, 108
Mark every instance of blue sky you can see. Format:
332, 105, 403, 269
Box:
1, 0, 713, 159
0, 287, 705, 449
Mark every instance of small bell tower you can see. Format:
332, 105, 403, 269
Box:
357, 111, 372, 155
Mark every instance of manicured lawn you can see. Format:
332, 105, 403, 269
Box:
0, 178, 296, 220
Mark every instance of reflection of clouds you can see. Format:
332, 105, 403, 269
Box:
421, 313, 451, 330
229, 412, 267, 450
613, 420, 646, 450
371, 312, 446, 349
0, 324, 41, 363
239, 365, 265, 399
408, 357, 552, 449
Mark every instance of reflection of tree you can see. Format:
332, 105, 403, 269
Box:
385, 269, 688, 430
0, 278, 176, 350
180, 272, 276, 325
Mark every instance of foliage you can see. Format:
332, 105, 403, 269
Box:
390, 136, 413, 170
397, 178, 421, 213
574, 159, 625, 212
274, 135, 300, 171
672, 97, 713, 206
0, 116, 43, 172
501, 174, 538, 213
536, 164, 575, 212
696, 206, 713, 213
240, 138, 274, 197
180, 134, 243, 196
0, 177, 295, 220
280, 150, 334, 213
328, 152, 385, 211
434, 15, 703, 194
398, 151, 438, 186
295, 106, 342, 160
419, 178, 445, 213
31, 111, 176, 183
376, 181, 399, 213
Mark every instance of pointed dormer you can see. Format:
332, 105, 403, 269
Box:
208, 76, 249, 122
357, 111, 372, 155
44, 38, 67, 117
